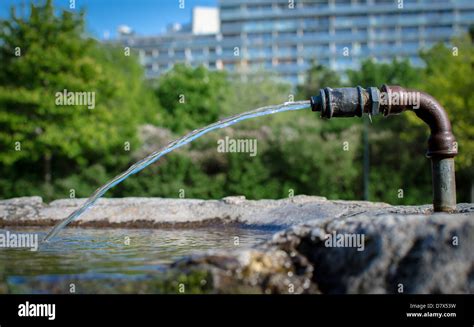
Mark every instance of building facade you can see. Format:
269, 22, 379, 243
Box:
119, 0, 474, 85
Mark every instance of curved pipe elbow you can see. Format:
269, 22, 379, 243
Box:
380, 85, 457, 159
310, 85, 458, 212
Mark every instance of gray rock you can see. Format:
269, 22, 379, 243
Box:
1, 195, 472, 294
173, 203, 474, 294
0, 195, 389, 229
0, 196, 44, 221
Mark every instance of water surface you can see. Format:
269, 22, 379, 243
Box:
0, 226, 274, 294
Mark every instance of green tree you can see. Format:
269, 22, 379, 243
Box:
347, 58, 430, 204
347, 58, 422, 87
154, 64, 228, 133
223, 71, 292, 113
418, 34, 474, 201
296, 61, 343, 100
0, 0, 159, 200
119, 68, 363, 201
220, 71, 294, 130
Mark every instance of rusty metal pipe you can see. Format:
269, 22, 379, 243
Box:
310, 85, 457, 212
431, 158, 456, 212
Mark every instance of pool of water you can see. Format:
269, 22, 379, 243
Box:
0, 226, 275, 294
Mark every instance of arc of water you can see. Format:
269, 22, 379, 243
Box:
43, 101, 310, 242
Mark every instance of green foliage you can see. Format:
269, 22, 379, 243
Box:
347, 58, 432, 204
0, 0, 159, 200
266, 119, 362, 199
347, 58, 423, 87
0, 0, 471, 206
417, 35, 474, 199
154, 64, 228, 133
223, 71, 292, 113
104, 71, 361, 201
296, 61, 343, 100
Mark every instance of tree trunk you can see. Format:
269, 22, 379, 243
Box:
44, 153, 52, 185
471, 180, 474, 203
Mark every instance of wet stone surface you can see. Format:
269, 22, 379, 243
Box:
0, 196, 472, 294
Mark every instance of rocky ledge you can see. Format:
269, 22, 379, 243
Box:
0, 195, 391, 228
173, 202, 474, 294
0, 196, 473, 294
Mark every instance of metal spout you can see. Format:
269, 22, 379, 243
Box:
310, 85, 458, 212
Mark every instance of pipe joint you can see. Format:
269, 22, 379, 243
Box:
310, 85, 458, 212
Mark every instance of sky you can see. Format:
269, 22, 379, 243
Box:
0, 0, 218, 39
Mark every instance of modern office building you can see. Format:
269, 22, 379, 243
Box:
118, 0, 474, 85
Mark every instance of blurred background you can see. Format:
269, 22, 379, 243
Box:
0, 0, 473, 205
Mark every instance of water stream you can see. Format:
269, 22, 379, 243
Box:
43, 101, 311, 242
